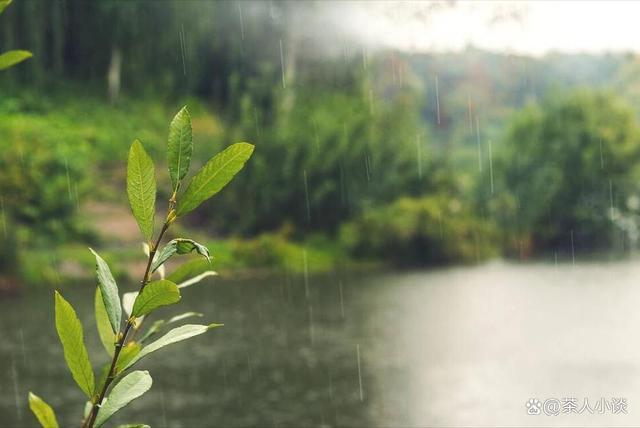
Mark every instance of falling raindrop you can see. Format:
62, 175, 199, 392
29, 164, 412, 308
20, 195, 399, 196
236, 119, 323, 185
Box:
159, 386, 167, 426
342, 40, 348, 65
19, 329, 27, 368
338, 280, 345, 319
435, 75, 440, 125
308, 305, 315, 345
475, 116, 482, 172
361, 46, 368, 71
416, 133, 422, 179
368, 89, 374, 115
391, 53, 397, 85
364, 154, 371, 182
303, 248, 309, 299
356, 344, 364, 402
304, 170, 311, 222
254, 107, 260, 139
488, 139, 494, 194
0, 196, 6, 237
312, 118, 320, 153
599, 138, 605, 169
467, 93, 473, 134
74, 183, 80, 211
328, 370, 334, 402
12, 354, 22, 422
609, 179, 615, 220
570, 230, 576, 267
279, 38, 286, 89
64, 157, 72, 201
179, 24, 187, 76
237, 1, 245, 41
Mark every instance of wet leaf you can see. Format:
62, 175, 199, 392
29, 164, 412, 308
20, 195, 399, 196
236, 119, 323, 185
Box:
127, 140, 156, 242
0, 50, 31, 70
90, 249, 122, 332
168, 106, 193, 191
123, 324, 221, 371
151, 238, 210, 272
176, 142, 254, 216
28, 392, 59, 428
94, 371, 152, 427
132, 280, 181, 317
54, 291, 95, 398
95, 288, 115, 357
115, 342, 141, 374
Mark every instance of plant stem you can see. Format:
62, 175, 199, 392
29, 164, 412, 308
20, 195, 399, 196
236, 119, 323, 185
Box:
83, 221, 170, 428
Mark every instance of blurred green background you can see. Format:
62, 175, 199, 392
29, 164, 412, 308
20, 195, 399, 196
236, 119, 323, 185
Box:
3, 0, 640, 291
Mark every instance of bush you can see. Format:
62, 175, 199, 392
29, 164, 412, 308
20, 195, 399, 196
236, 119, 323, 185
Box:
341, 196, 498, 265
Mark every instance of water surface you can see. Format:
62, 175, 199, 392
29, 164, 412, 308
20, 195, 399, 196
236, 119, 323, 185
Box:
2, 260, 640, 427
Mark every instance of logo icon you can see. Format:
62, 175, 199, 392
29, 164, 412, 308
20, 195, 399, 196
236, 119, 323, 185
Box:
526, 398, 542, 415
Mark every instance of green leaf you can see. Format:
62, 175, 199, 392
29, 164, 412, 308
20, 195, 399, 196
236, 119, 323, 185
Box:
178, 271, 217, 289
0, 50, 32, 70
127, 140, 156, 242
168, 311, 203, 323
28, 392, 59, 428
151, 238, 210, 272
115, 342, 141, 374
89, 249, 122, 333
54, 291, 95, 398
168, 106, 193, 191
132, 280, 181, 317
140, 312, 203, 343
176, 142, 254, 216
94, 371, 153, 428
0, 0, 12, 14
83, 401, 93, 420
95, 288, 115, 357
166, 258, 211, 283
117, 425, 150, 428
123, 324, 221, 371
122, 291, 138, 318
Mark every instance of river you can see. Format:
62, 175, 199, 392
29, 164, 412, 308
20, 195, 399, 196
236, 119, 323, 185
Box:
1, 260, 640, 427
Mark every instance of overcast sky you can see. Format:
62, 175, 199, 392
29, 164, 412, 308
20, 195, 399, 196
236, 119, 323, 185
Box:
312, 1, 640, 56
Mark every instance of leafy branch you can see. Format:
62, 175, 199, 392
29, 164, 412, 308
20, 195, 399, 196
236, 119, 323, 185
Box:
0, 0, 32, 71
27, 106, 254, 428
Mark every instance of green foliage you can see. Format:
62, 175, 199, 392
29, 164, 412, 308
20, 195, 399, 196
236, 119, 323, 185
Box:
341, 196, 498, 265
217, 84, 427, 234
490, 90, 640, 252
31, 106, 253, 427
127, 140, 156, 242
54, 291, 95, 399
132, 280, 181, 317
94, 288, 115, 357
167, 106, 193, 192
177, 142, 255, 216
122, 324, 222, 371
0, 50, 32, 70
90, 248, 122, 333
94, 371, 152, 427
139, 312, 203, 343
0, 1, 31, 71
0, 0, 11, 14
28, 392, 59, 428
151, 238, 210, 273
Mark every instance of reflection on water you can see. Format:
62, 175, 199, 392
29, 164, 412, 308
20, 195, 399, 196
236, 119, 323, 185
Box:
2, 260, 640, 427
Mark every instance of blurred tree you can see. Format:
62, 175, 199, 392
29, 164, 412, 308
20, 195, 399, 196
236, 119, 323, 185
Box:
486, 90, 640, 254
